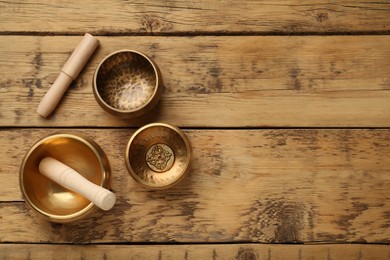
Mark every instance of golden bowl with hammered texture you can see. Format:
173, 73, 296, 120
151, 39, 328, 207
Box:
20, 133, 111, 223
93, 50, 162, 118
126, 123, 192, 189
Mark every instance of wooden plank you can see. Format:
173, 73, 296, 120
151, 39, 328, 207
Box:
1, 36, 390, 127
0, 244, 389, 260
0, 129, 389, 243
0, 1, 390, 34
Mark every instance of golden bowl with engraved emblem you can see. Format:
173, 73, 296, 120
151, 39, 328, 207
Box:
125, 123, 192, 189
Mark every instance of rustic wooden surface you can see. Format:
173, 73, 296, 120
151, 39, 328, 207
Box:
1, 129, 389, 244
1, 36, 390, 127
0, 244, 389, 260
1, 0, 389, 259
1, 0, 390, 34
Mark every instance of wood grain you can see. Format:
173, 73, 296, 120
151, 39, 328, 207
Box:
1, 129, 389, 243
1, 0, 389, 255
1, 1, 390, 34
0, 244, 389, 260
1, 36, 390, 127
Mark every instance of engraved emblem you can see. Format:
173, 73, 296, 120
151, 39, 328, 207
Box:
146, 143, 174, 172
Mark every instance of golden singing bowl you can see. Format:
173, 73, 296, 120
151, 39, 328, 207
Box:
126, 123, 192, 189
20, 133, 111, 223
93, 50, 162, 118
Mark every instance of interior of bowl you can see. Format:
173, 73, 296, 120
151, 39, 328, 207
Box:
127, 125, 190, 188
95, 51, 157, 112
21, 135, 105, 219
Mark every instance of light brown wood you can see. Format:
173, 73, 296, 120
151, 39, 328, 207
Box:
0, 244, 389, 260
39, 157, 116, 211
1, 0, 389, 255
37, 33, 99, 117
1, 36, 390, 127
1, 1, 390, 34
1, 129, 389, 243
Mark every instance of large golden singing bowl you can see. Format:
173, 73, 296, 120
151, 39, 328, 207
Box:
126, 123, 192, 189
93, 50, 162, 118
20, 133, 111, 223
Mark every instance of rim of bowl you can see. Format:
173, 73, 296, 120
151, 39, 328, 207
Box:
19, 133, 111, 223
125, 123, 192, 189
93, 49, 161, 114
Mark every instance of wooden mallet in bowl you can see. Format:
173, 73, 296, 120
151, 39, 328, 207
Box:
39, 157, 116, 211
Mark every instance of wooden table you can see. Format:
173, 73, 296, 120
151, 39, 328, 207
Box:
1, 1, 389, 259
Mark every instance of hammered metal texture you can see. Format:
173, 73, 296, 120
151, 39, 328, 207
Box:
95, 51, 158, 113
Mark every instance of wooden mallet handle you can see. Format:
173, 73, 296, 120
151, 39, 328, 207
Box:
37, 33, 99, 117
39, 157, 116, 211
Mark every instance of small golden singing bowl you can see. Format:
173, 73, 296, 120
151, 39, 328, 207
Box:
20, 133, 111, 223
126, 123, 192, 189
93, 50, 162, 118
